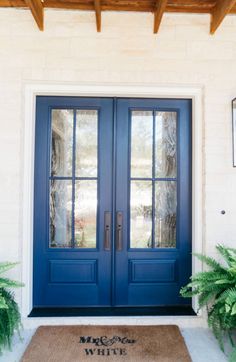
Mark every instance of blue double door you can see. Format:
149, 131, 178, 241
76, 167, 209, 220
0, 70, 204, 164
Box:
33, 97, 192, 308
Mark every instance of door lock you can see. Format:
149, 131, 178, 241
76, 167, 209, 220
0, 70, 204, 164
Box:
116, 211, 123, 251
104, 211, 111, 250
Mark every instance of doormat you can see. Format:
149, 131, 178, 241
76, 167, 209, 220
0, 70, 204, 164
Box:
21, 325, 191, 362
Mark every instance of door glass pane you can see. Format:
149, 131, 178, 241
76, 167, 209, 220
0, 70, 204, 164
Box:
131, 111, 153, 178
130, 181, 152, 248
74, 180, 97, 248
155, 112, 177, 178
51, 109, 73, 177
155, 181, 176, 248
76, 110, 98, 177
50, 180, 72, 248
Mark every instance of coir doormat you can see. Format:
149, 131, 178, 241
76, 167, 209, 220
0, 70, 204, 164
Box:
21, 325, 191, 362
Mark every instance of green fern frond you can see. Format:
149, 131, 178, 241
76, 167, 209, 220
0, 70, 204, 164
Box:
0, 289, 22, 354
191, 271, 228, 282
215, 279, 235, 285
193, 252, 226, 272
199, 282, 227, 294
217, 288, 236, 304
229, 347, 236, 362
0, 263, 19, 275
180, 285, 199, 298
0, 278, 24, 289
198, 291, 217, 308
228, 267, 236, 276
230, 303, 236, 316
208, 307, 225, 350
226, 287, 236, 298
216, 245, 235, 267
226, 247, 236, 254
0, 295, 7, 309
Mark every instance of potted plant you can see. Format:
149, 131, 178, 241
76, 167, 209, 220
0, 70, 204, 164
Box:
180, 244, 236, 361
0, 262, 24, 354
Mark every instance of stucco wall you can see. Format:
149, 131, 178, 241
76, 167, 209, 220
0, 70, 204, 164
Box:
0, 8, 236, 316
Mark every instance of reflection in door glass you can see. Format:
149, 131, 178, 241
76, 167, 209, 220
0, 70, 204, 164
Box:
155, 181, 176, 248
76, 110, 98, 177
131, 111, 153, 178
49, 108, 98, 249
51, 110, 73, 177
156, 112, 177, 178
74, 180, 97, 248
130, 109, 177, 249
130, 181, 152, 248
50, 180, 72, 247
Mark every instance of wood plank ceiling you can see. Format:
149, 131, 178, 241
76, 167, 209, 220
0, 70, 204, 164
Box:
1, 0, 236, 34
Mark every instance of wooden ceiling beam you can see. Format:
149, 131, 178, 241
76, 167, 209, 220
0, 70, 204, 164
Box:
25, 0, 44, 31
210, 0, 236, 34
2, 0, 236, 15
94, 0, 101, 32
153, 0, 168, 34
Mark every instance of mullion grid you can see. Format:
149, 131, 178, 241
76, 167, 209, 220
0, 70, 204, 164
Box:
153, 110, 177, 249
49, 109, 76, 248
130, 177, 176, 182
130, 110, 176, 249
72, 109, 98, 249
130, 110, 156, 249
49, 176, 98, 181
50, 108, 98, 249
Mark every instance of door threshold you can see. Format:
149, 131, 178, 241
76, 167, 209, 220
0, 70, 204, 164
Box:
29, 306, 196, 318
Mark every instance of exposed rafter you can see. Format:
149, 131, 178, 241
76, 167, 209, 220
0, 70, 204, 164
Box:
2, 0, 236, 33
94, 0, 101, 32
25, 0, 44, 31
210, 0, 236, 34
153, 0, 168, 33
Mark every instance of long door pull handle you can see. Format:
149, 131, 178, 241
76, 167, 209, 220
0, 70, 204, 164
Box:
104, 212, 111, 250
116, 211, 123, 251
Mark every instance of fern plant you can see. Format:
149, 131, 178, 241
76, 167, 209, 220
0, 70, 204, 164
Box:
0, 262, 23, 354
180, 245, 236, 360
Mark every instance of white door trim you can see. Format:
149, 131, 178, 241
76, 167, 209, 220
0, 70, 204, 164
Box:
22, 82, 204, 319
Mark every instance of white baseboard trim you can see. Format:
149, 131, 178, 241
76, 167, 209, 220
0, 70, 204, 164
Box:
23, 315, 207, 329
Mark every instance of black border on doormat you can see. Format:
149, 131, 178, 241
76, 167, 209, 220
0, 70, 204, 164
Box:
28, 306, 196, 317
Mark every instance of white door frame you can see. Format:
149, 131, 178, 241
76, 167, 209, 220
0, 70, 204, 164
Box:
22, 82, 204, 319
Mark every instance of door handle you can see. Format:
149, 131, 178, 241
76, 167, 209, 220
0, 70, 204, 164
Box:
116, 211, 123, 251
104, 212, 111, 250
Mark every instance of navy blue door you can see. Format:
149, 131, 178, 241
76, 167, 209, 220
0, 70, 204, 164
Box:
115, 98, 192, 306
33, 97, 114, 307
33, 96, 191, 308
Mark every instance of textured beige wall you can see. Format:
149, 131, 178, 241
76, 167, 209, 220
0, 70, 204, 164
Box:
0, 9, 236, 309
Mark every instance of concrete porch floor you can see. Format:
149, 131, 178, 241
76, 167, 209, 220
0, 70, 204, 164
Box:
0, 327, 227, 362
